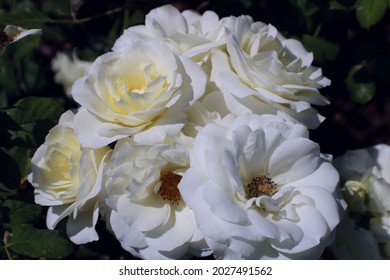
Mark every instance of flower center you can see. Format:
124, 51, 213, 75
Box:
247, 174, 278, 198
158, 171, 182, 204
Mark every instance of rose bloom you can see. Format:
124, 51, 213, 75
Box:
103, 135, 210, 259
112, 4, 224, 61
28, 110, 111, 244
113, 5, 330, 131
207, 16, 330, 129
72, 39, 206, 148
335, 144, 390, 213
112, 5, 228, 136
370, 214, 390, 258
52, 52, 91, 97
335, 144, 390, 258
179, 113, 346, 259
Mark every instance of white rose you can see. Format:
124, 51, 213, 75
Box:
28, 110, 111, 244
52, 52, 91, 97
179, 113, 346, 259
335, 144, 390, 213
112, 5, 224, 61
370, 214, 390, 243
72, 39, 206, 148
182, 101, 222, 138
104, 135, 210, 259
370, 214, 390, 259
367, 145, 390, 212
334, 144, 390, 258
208, 16, 330, 129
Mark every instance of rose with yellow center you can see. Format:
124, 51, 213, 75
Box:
29, 111, 82, 205
28, 110, 111, 244
179, 113, 346, 259
103, 136, 211, 259
72, 39, 206, 148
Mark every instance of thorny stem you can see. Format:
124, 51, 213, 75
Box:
3, 231, 13, 260
4, 246, 13, 260
45, 6, 124, 25
122, 8, 130, 32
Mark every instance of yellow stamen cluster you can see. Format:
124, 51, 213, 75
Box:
247, 174, 278, 198
158, 171, 182, 205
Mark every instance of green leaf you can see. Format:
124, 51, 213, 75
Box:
42, 0, 72, 18
7, 97, 63, 124
0, 111, 20, 144
294, 0, 322, 16
4, 97, 64, 147
3, 200, 42, 225
0, 57, 20, 105
330, 0, 349, 10
0, 149, 21, 191
73, 245, 100, 259
346, 65, 376, 104
7, 147, 32, 178
240, 0, 252, 9
127, 9, 145, 28
0, 8, 47, 28
302, 35, 340, 62
8, 224, 74, 259
3, 200, 73, 259
356, 0, 388, 29
351, 82, 376, 105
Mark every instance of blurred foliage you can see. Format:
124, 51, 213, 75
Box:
0, 0, 389, 259
355, 0, 388, 29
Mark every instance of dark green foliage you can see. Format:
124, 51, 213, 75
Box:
355, 0, 388, 29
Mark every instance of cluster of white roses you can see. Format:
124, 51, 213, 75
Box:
29, 5, 347, 259
331, 144, 390, 259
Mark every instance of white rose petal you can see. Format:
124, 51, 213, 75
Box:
104, 135, 210, 259
112, 4, 224, 61
335, 144, 390, 213
208, 17, 330, 128
179, 113, 345, 259
28, 110, 111, 244
334, 144, 390, 259
72, 39, 206, 148
370, 214, 390, 243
